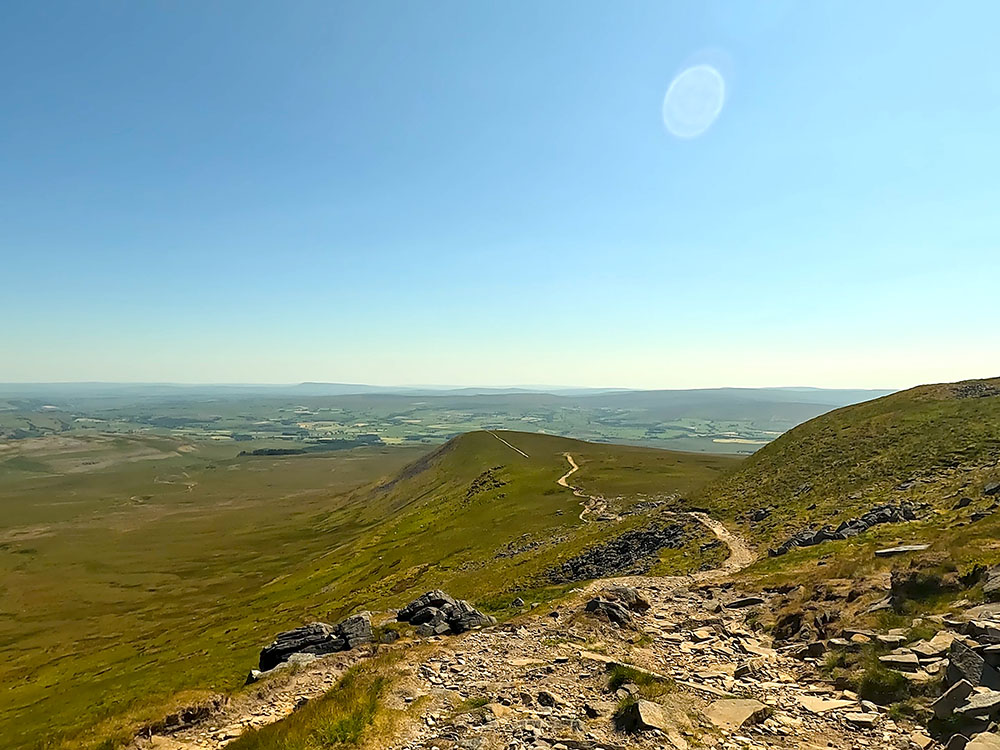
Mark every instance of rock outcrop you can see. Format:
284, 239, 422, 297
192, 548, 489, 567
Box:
548, 525, 686, 582
768, 502, 919, 557
258, 612, 372, 672
396, 590, 494, 635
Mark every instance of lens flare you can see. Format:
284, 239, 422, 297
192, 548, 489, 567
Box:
662, 64, 726, 139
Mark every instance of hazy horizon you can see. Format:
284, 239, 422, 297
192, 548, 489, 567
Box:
0, 380, 900, 391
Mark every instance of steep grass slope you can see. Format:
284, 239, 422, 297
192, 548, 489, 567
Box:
2, 430, 736, 750
694, 377, 1000, 590
697, 377, 1000, 541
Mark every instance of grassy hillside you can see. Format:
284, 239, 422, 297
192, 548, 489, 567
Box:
694, 377, 1000, 592
0, 430, 736, 750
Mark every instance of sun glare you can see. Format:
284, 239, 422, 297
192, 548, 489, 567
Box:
662, 63, 726, 138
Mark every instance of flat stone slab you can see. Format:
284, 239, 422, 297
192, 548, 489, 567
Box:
956, 690, 1000, 717
877, 634, 908, 647
913, 632, 956, 658
797, 695, 856, 714
578, 650, 613, 664
725, 596, 766, 609
965, 604, 1000, 621
704, 698, 770, 730
879, 652, 921, 671
875, 544, 930, 557
845, 712, 879, 728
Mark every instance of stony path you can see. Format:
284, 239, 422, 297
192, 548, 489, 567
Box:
384, 576, 918, 750
378, 519, 915, 750
489, 432, 530, 459
686, 512, 758, 575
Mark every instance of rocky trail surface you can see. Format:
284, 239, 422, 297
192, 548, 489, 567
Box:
380, 524, 919, 750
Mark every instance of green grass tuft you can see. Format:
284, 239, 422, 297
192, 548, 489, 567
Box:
607, 664, 675, 700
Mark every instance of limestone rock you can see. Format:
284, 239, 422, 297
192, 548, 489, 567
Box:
912, 631, 956, 658
932, 678, 974, 718
617, 699, 669, 732
258, 622, 343, 672
602, 584, 651, 613
258, 613, 372, 671
584, 598, 633, 628
797, 694, 855, 714
879, 651, 920, 671
769, 503, 919, 556
955, 690, 1000, 718
844, 712, 878, 728
704, 698, 770, 729
948, 640, 1000, 689
397, 590, 458, 621
396, 590, 493, 635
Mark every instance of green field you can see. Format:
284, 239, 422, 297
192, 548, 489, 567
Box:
0, 429, 737, 750
0, 384, 891, 455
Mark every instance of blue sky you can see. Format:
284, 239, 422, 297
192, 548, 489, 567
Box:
2, 1, 998, 388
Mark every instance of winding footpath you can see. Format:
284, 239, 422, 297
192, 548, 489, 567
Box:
557, 452, 610, 523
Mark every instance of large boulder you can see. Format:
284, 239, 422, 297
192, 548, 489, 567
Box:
948, 640, 1000, 690
602, 585, 651, 613
584, 598, 634, 628
450, 600, 493, 633
337, 613, 374, 649
259, 622, 342, 672
258, 612, 372, 671
409, 606, 446, 626
616, 699, 668, 732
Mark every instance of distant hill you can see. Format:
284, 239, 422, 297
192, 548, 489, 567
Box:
0, 381, 893, 401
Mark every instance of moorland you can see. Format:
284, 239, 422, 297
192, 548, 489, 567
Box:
0, 421, 736, 749
4, 378, 999, 750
